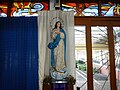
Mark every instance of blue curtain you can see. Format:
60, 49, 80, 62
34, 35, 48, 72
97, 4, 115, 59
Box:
0, 17, 38, 90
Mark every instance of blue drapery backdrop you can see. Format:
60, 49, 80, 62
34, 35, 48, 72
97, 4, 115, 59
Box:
0, 17, 38, 90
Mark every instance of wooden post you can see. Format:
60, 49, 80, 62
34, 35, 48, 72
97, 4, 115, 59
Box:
7, 1, 12, 17
107, 24, 117, 90
98, 1, 101, 16
86, 24, 93, 90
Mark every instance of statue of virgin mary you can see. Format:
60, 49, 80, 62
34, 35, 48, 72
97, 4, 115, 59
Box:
48, 21, 68, 80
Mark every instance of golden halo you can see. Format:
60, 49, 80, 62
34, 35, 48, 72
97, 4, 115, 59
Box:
50, 16, 64, 30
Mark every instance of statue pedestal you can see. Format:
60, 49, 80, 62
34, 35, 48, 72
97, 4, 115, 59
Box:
51, 80, 68, 90
43, 79, 74, 90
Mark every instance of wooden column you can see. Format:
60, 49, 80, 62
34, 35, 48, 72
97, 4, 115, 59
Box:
98, 1, 101, 16
86, 24, 93, 90
107, 24, 117, 90
7, 1, 12, 17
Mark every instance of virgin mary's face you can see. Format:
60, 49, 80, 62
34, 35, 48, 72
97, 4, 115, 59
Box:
57, 22, 60, 28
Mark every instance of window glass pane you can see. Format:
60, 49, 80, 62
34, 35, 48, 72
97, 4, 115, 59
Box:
0, 2, 7, 17
11, 2, 48, 17
101, 2, 115, 16
75, 26, 87, 90
62, 3, 76, 14
114, 3, 120, 16
62, 3, 98, 16
91, 26, 110, 90
75, 26, 86, 44
113, 27, 120, 90
82, 3, 98, 16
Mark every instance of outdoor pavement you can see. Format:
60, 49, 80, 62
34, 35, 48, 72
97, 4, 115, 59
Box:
76, 69, 120, 90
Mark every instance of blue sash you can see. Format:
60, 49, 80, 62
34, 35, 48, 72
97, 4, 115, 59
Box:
48, 29, 66, 67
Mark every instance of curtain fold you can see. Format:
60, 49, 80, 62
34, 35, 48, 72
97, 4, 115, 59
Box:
0, 17, 38, 90
37, 10, 75, 90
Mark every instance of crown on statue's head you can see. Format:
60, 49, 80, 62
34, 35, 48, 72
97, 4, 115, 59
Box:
50, 16, 64, 29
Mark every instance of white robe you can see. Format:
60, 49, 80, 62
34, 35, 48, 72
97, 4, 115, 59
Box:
52, 31, 66, 71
